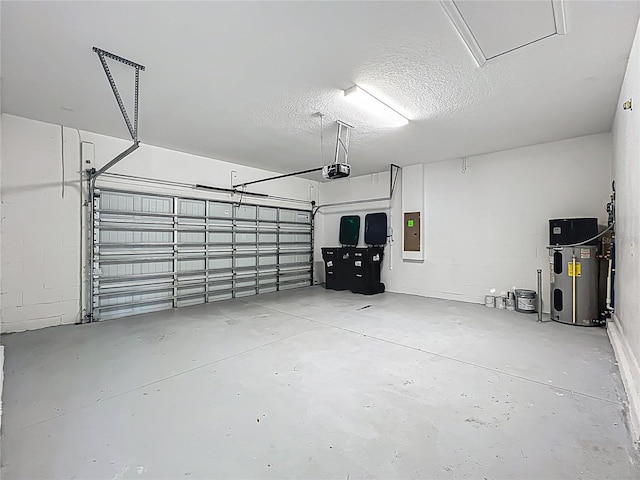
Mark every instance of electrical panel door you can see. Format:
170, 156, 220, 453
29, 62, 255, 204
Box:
404, 212, 420, 252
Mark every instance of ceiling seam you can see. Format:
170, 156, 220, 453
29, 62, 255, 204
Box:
487, 32, 558, 61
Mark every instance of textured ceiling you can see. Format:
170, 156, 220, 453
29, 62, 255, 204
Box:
2, 1, 639, 178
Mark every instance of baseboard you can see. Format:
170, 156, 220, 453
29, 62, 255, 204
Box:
1, 345, 4, 461
2, 317, 61, 334
608, 314, 640, 444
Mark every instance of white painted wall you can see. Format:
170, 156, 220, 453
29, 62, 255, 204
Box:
609, 18, 640, 443
401, 164, 424, 261
314, 172, 393, 284
1, 114, 318, 333
0, 0, 4, 456
78, 131, 318, 204
1, 115, 84, 333
317, 133, 612, 311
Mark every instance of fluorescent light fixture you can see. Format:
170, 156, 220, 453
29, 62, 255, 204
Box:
343, 86, 409, 127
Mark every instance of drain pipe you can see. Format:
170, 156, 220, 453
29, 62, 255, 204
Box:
537, 269, 542, 322
572, 252, 577, 325
606, 257, 613, 313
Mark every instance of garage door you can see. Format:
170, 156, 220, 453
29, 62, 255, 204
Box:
91, 188, 313, 321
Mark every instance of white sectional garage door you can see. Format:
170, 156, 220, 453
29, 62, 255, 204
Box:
91, 188, 312, 321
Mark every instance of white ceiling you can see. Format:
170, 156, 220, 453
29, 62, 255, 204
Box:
2, 1, 639, 178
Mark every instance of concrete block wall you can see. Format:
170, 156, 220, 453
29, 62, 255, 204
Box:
317, 133, 612, 309
1, 116, 83, 333
0, 113, 319, 333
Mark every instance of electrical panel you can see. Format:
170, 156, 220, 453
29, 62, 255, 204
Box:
403, 212, 420, 252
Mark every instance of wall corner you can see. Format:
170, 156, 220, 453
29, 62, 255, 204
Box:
608, 314, 640, 445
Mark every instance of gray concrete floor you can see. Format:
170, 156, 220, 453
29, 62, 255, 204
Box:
1, 287, 638, 479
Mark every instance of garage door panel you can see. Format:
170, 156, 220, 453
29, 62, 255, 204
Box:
102, 191, 173, 214
234, 256, 257, 269
279, 209, 310, 224
235, 288, 257, 298
178, 231, 206, 244
209, 281, 233, 292
208, 292, 233, 302
177, 297, 206, 308
258, 206, 278, 221
92, 188, 312, 321
279, 233, 311, 244
99, 289, 173, 307
209, 231, 233, 244
280, 253, 311, 265
235, 205, 257, 220
209, 257, 233, 271
177, 259, 206, 273
235, 248, 257, 257
99, 229, 173, 244
280, 282, 309, 291
258, 254, 277, 266
258, 272, 278, 282
178, 199, 206, 216
100, 260, 173, 278
99, 301, 174, 321
209, 201, 232, 218
235, 232, 257, 243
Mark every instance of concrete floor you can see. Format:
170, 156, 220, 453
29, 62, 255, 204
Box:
1, 287, 638, 479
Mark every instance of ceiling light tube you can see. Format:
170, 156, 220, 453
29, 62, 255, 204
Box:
343, 86, 409, 127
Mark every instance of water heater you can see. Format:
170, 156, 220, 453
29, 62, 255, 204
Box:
549, 218, 599, 326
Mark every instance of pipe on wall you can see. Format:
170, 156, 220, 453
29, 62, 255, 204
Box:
537, 269, 543, 322
572, 253, 577, 325
606, 257, 613, 312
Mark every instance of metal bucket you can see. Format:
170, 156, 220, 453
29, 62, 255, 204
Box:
515, 289, 537, 313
